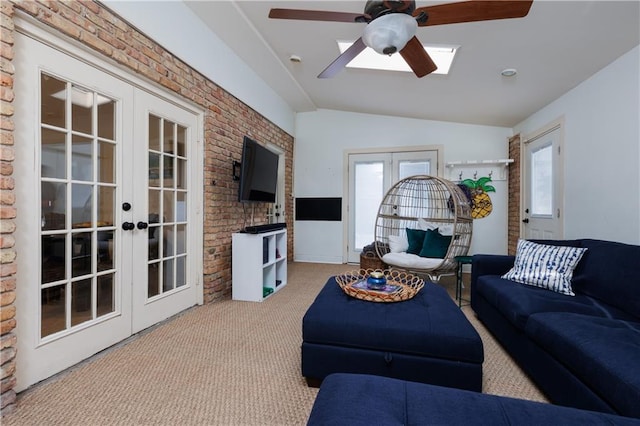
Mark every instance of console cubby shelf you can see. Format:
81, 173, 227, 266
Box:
232, 229, 287, 302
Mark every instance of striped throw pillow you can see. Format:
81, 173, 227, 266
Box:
502, 239, 587, 296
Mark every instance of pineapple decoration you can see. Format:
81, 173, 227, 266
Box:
462, 177, 496, 219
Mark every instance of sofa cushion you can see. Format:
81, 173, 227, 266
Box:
571, 239, 640, 319
525, 312, 640, 418
307, 373, 640, 426
475, 275, 624, 330
502, 239, 587, 296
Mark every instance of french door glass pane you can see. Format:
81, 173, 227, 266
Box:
98, 141, 115, 183
97, 100, 115, 140
41, 128, 66, 179
72, 183, 93, 228
41, 74, 66, 128
41, 181, 66, 231
176, 125, 186, 156
71, 135, 93, 181
163, 120, 174, 153
42, 235, 66, 283
163, 190, 175, 222
354, 162, 384, 249
531, 144, 553, 216
97, 273, 115, 317
176, 256, 186, 287
71, 85, 93, 134
41, 285, 66, 337
399, 160, 430, 179
97, 186, 114, 226
148, 263, 160, 297
71, 231, 92, 278
97, 231, 114, 272
40, 72, 117, 339
70, 278, 92, 326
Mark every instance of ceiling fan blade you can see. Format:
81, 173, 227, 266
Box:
269, 8, 368, 23
414, 1, 533, 27
399, 37, 438, 78
318, 37, 367, 79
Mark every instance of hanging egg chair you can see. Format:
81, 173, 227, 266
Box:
374, 175, 473, 281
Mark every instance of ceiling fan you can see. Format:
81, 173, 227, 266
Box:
269, 0, 533, 78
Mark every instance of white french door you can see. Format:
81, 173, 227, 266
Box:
14, 30, 201, 391
523, 121, 564, 240
346, 150, 438, 263
131, 91, 199, 332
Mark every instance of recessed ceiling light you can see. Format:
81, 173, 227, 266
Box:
337, 41, 458, 75
289, 54, 302, 63
501, 68, 517, 77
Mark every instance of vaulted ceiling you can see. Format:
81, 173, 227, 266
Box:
185, 1, 640, 127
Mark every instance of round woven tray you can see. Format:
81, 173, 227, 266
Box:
336, 269, 424, 303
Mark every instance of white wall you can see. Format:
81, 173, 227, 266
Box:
103, 1, 295, 135
294, 109, 513, 262
514, 45, 640, 244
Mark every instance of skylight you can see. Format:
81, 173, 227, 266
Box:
337, 41, 458, 75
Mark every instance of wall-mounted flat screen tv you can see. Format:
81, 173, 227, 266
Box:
238, 136, 279, 203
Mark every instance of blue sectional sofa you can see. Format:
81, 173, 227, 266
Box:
307, 373, 640, 425
471, 238, 640, 418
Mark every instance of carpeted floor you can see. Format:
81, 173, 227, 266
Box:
3, 262, 547, 425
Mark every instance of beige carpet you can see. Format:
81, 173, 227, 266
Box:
3, 262, 546, 425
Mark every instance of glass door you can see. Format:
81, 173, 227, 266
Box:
131, 91, 199, 333
346, 150, 438, 263
15, 32, 202, 391
347, 154, 391, 263
523, 124, 563, 240
14, 34, 134, 391
39, 73, 120, 338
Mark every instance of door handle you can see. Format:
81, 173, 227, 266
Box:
122, 221, 135, 231
522, 218, 530, 224
137, 221, 149, 230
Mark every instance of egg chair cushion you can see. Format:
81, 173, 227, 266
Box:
382, 252, 444, 270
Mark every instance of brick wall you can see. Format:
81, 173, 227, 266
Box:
1, 1, 294, 414
507, 134, 521, 255
1, 0, 17, 415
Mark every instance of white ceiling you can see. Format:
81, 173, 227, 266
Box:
185, 1, 640, 128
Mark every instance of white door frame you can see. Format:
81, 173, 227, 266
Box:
521, 118, 565, 239
342, 145, 443, 263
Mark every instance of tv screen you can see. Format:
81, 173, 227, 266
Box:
238, 136, 279, 203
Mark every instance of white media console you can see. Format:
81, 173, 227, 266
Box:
232, 228, 287, 302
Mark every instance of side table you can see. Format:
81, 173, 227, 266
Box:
454, 255, 473, 308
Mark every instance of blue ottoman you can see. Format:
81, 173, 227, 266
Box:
307, 374, 640, 425
302, 277, 484, 391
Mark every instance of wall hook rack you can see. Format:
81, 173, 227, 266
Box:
445, 159, 514, 181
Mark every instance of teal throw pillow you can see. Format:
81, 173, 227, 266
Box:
419, 228, 452, 258
405, 228, 426, 255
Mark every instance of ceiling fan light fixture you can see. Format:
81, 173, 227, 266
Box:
362, 13, 418, 55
